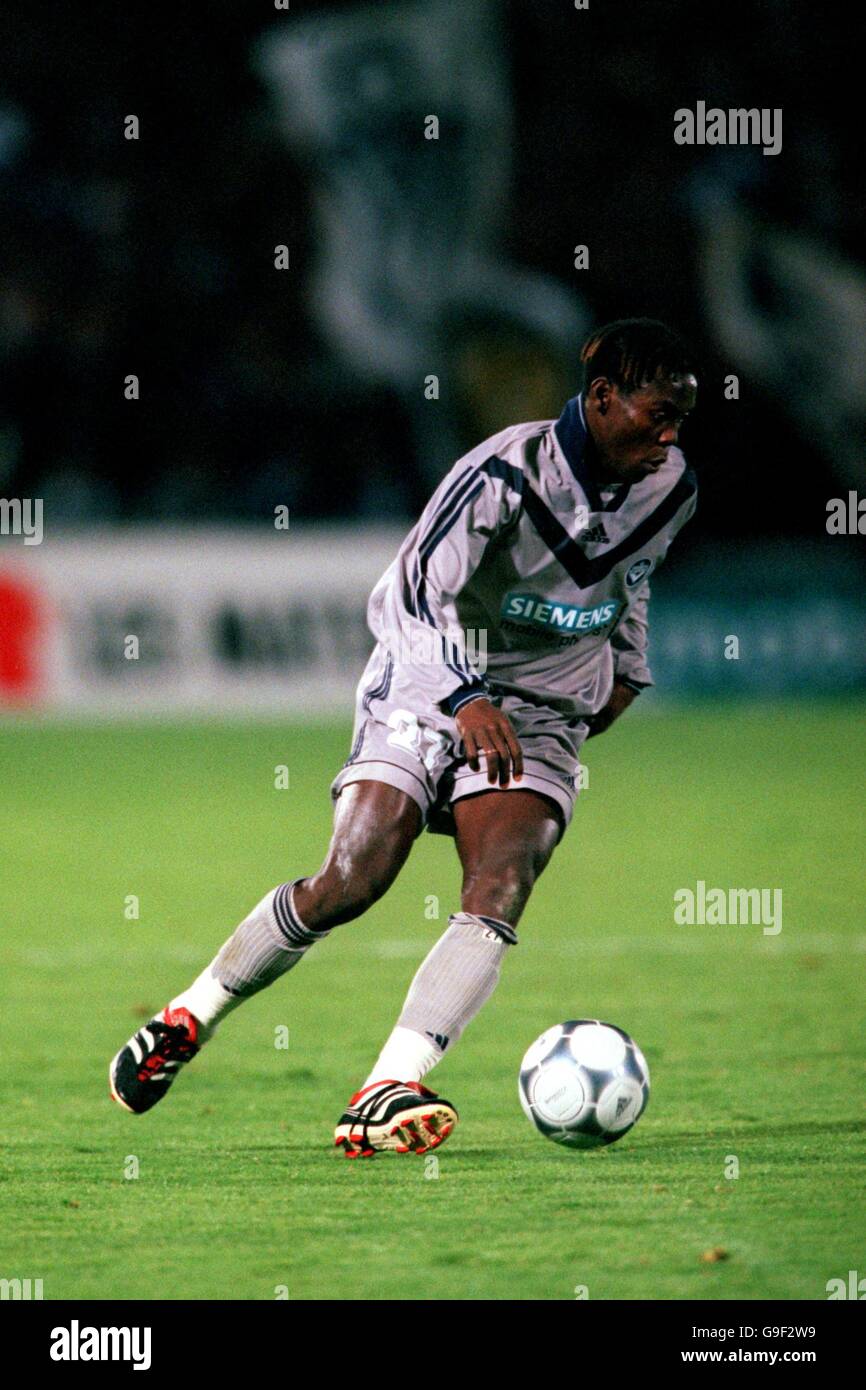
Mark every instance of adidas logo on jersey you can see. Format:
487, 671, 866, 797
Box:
582, 523, 609, 544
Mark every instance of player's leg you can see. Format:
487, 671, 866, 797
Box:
171, 780, 422, 1027
455, 788, 562, 922
291, 782, 421, 928
337, 790, 561, 1156
366, 789, 561, 1077
109, 781, 421, 1113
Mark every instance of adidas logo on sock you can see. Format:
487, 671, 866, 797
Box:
582, 523, 609, 544
425, 1030, 449, 1051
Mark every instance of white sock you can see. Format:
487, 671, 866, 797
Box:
169, 968, 242, 1040
168, 882, 322, 1040
361, 1025, 443, 1089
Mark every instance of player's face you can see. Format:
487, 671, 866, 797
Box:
588, 373, 697, 482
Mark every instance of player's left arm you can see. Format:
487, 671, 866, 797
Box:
589, 466, 698, 737
609, 580, 652, 689
584, 676, 641, 738
585, 582, 651, 738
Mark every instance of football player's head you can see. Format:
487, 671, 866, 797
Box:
581, 318, 698, 482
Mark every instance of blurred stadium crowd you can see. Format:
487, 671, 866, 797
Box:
0, 0, 860, 539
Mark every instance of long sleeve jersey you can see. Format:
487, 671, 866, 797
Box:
366, 393, 697, 720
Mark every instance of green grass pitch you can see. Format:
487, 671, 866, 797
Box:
2, 699, 864, 1301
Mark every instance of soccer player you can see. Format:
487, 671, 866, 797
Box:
110, 318, 698, 1157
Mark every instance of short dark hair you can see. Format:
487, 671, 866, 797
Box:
580, 318, 697, 394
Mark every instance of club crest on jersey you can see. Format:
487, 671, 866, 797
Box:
501, 593, 621, 634
625, 558, 653, 587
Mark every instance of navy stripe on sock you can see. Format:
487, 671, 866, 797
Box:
457, 912, 519, 946
272, 881, 324, 947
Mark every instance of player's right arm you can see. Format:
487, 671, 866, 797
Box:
369, 454, 525, 785
454, 693, 524, 786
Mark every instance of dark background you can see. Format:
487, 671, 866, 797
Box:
0, 0, 859, 551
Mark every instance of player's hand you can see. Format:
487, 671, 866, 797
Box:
455, 697, 524, 787
584, 679, 639, 738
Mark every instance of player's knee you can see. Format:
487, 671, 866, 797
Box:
337, 866, 394, 922
461, 859, 535, 924
299, 850, 399, 928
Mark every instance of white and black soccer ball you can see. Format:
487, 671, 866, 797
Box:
518, 1020, 650, 1149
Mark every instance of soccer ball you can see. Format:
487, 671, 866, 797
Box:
518, 1019, 650, 1149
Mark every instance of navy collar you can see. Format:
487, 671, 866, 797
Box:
553, 393, 631, 513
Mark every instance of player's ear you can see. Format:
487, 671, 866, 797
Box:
589, 377, 611, 415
